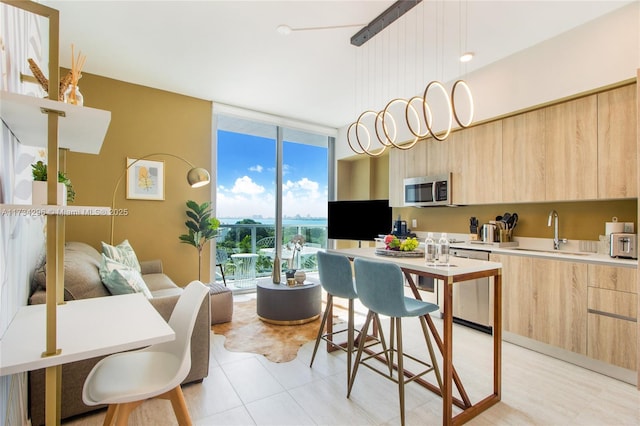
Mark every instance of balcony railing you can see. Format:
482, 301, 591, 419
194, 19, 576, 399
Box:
215, 222, 327, 291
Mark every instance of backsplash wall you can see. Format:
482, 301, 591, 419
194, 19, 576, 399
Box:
394, 199, 637, 241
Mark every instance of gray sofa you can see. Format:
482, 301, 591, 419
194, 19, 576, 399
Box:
27, 241, 210, 426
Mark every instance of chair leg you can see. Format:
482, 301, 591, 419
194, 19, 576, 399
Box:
111, 401, 143, 426
218, 264, 226, 286
310, 295, 333, 367
348, 310, 374, 398
419, 315, 443, 391
158, 386, 192, 426
396, 317, 406, 426
347, 298, 355, 391
103, 405, 117, 426
389, 318, 395, 376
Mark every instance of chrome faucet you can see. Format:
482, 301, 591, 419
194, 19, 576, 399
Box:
547, 210, 568, 250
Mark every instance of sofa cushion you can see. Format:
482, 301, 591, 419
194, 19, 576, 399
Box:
32, 242, 110, 301
99, 255, 153, 298
101, 239, 141, 272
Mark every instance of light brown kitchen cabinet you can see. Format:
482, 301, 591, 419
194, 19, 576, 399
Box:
544, 95, 598, 201
388, 148, 405, 207
450, 121, 502, 205
492, 254, 588, 354
587, 264, 637, 370
502, 109, 546, 202
388, 140, 429, 207
424, 137, 450, 176
597, 84, 638, 199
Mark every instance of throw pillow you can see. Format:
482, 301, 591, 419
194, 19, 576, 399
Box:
101, 239, 141, 272
99, 254, 153, 299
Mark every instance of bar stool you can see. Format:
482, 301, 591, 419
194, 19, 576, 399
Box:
348, 257, 443, 426
310, 251, 359, 389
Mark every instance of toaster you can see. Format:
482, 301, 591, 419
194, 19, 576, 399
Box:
610, 233, 638, 259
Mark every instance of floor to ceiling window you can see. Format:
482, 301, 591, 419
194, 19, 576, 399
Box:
214, 113, 330, 291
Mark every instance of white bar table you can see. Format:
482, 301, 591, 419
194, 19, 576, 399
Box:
0, 293, 175, 376
330, 247, 502, 426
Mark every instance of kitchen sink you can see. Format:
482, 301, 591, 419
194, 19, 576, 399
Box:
509, 248, 593, 256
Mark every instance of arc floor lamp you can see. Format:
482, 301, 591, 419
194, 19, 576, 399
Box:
109, 152, 210, 245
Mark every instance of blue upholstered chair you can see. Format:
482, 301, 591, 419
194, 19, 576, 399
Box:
348, 257, 443, 426
310, 251, 359, 389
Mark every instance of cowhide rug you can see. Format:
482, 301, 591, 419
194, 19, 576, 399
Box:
212, 298, 345, 363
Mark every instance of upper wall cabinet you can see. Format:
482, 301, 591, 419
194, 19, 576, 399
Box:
0, 91, 111, 154
544, 95, 598, 201
597, 84, 638, 199
388, 148, 405, 207
388, 141, 427, 207
502, 109, 546, 202
450, 121, 502, 205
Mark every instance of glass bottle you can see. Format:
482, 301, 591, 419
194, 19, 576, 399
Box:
425, 232, 437, 264
438, 233, 450, 265
63, 85, 84, 106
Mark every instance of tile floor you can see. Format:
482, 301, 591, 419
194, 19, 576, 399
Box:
64, 294, 640, 426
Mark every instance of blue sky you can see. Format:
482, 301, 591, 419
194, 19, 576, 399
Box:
216, 130, 328, 220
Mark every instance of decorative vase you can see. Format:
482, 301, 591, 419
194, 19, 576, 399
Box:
294, 270, 306, 285
271, 255, 281, 284
32, 181, 66, 205
63, 85, 84, 106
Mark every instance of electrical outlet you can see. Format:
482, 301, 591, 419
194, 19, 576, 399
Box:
411, 219, 417, 228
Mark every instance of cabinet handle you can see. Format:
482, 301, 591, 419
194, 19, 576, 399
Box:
587, 308, 636, 322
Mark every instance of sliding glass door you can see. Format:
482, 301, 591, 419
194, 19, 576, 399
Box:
215, 114, 329, 289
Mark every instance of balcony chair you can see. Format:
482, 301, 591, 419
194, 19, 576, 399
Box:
82, 281, 209, 425
215, 248, 228, 286
348, 258, 443, 426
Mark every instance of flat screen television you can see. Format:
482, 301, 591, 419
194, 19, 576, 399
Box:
327, 199, 392, 241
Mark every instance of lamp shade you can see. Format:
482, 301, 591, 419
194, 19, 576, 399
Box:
187, 167, 210, 188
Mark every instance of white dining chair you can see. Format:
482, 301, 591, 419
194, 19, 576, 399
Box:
82, 280, 209, 426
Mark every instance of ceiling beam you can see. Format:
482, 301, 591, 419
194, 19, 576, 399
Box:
350, 0, 423, 47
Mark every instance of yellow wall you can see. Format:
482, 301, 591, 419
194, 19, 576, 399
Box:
64, 72, 212, 286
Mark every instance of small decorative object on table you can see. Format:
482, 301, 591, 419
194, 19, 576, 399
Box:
294, 270, 306, 285
287, 234, 306, 268
376, 234, 424, 258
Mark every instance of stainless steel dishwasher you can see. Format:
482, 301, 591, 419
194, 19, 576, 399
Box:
445, 247, 493, 334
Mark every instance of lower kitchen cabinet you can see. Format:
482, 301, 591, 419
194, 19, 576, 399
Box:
587, 264, 637, 370
492, 254, 588, 355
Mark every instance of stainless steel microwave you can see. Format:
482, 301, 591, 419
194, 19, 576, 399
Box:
403, 174, 452, 207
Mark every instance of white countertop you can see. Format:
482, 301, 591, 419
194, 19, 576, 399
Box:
410, 232, 638, 268
448, 241, 637, 268
329, 247, 502, 277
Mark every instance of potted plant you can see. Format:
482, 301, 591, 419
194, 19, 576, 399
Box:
31, 160, 76, 205
179, 200, 220, 281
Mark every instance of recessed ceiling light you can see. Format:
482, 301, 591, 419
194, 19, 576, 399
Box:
460, 52, 474, 63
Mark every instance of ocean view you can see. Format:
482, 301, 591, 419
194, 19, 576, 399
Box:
218, 217, 327, 227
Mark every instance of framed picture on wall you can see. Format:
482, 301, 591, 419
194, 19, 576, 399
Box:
126, 158, 165, 200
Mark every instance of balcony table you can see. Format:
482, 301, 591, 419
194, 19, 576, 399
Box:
328, 246, 502, 426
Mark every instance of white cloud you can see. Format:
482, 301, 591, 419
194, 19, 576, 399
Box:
216, 176, 327, 219
231, 176, 264, 195
249, 165, 263, 173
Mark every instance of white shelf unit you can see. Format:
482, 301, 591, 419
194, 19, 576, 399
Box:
0, 90, 111, 154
